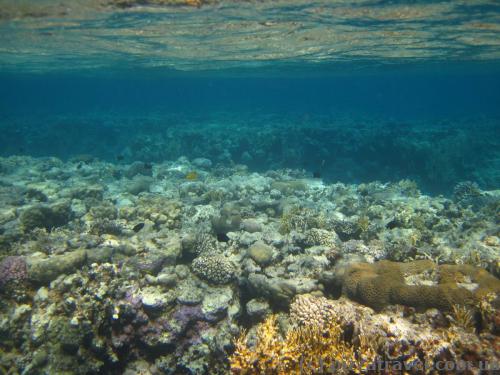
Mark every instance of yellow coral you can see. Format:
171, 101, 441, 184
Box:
449, 305, 475, 332
229, 314, 376, 374
185, 171, 198, 180
356, 215, 370, 233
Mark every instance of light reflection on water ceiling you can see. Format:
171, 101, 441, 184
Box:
0, 0, 499, 72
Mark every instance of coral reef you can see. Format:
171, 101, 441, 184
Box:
0, 155, 498, 373
231, 296, 500, 374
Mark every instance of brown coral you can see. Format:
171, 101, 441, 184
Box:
341, 260, 500, 311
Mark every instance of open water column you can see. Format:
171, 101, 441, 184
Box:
0, 1, 499, 374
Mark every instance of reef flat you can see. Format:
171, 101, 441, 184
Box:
1, 113, 499, 195
0, 155, 499, 374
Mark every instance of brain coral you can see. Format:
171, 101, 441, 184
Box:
342, 260, 500, 311
191, 255, 236, 285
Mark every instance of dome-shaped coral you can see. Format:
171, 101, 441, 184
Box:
191, 255, 235, 285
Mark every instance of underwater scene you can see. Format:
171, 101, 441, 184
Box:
1, 1, 500, 374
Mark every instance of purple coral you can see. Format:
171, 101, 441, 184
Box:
0, 256, 28, 289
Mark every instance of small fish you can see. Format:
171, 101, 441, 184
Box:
77, 163, 83, 170
313, 171, 321, 178
217, 232, 230, 242
185, 171, 198, 181
144, 163, 153, 170
116, 155, 125, 161
132, 222, 145, 232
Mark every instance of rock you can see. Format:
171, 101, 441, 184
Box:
125, 161, 153, 179
271, 180, 307, 194
12, 304, 32, 321
211, 203, 242, 235
192, 158, 212, 169
177, 279, 204, 306
246, 299, 270, 322
156, 272, 178, 287
28, 250, 87, 284
140, 287, 175, 314
162, 235, 182, 265
247, 273, 318, 307
125, 176, 153, 195
86, 247, 113, 264
34, 287, 49, 303
241, 219, 262, 233
126, 249, 168, 275
66, 185, 104, 200
239, 232, 260, 246
202, 288, 233, 322
19, 201, 72, 232
247, 241, 274, 266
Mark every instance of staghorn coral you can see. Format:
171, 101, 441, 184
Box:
232, 296, 500, 375
229, 314, 375, 375
332, 219, 360, 241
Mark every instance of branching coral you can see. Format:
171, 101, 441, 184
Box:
229, 313, 376, 374
279, 206, 326, 234
448, 305, 475, 332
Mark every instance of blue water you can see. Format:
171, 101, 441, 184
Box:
1, 63, 499, 194
0, 1, 499, 194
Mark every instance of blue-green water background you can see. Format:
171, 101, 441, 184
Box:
1, 0, 499, 194
1, 64, 500, 195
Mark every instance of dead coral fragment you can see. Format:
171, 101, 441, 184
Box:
229, 314, 376, 374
